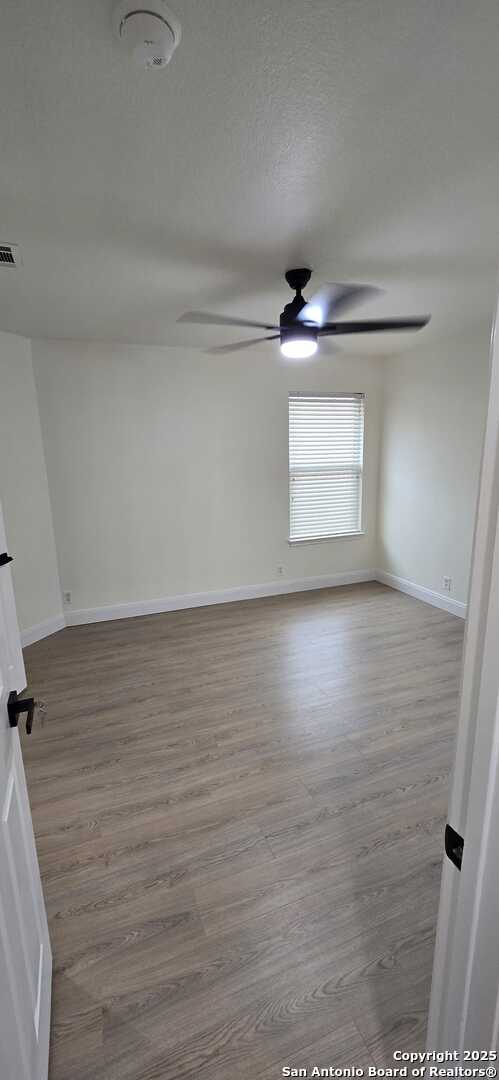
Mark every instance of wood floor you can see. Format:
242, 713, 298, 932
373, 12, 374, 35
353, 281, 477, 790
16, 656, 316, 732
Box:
22, 582, 463, 1080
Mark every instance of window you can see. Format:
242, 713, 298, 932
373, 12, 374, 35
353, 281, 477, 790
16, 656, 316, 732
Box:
288, 392, 365, 542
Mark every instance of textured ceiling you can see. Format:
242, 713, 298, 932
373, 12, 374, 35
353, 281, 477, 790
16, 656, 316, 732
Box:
0, 0, 499, 354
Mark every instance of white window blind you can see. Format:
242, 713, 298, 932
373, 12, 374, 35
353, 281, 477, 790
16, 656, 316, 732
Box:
289, 392, 365, 542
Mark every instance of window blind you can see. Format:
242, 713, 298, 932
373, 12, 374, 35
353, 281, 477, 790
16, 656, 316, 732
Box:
289, 392, 365, 542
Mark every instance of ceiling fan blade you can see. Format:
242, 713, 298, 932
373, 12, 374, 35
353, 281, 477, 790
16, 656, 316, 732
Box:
319, 338, 342, 354
178, 311, 278, 331
298, 283, 382, 326
319, 315, 431, 335
206, 335, 280, 355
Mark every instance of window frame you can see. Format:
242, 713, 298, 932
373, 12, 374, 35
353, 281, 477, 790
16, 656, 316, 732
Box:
287, 390, 366, 545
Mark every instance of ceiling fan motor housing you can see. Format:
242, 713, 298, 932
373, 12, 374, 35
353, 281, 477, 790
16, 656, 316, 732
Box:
113, 1, 181, 69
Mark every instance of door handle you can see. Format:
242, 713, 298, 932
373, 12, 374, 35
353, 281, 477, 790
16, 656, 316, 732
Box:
8, 691, 36, 735
445, 823, 464, 871
0, 552, 13, 567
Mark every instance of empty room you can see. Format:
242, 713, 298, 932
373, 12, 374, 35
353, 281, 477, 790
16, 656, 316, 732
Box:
1, 3, 499, 1079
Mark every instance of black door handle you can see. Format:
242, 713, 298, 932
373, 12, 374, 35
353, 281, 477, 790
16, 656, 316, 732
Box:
0, 552, 13, 567
8, 691, 36, 735
445, 823, 464, 871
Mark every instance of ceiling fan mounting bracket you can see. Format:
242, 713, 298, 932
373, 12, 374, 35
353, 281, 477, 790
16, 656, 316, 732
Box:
285, 268, 312, 294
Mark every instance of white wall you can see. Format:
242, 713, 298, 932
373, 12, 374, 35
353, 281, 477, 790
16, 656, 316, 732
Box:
31, 340, 382, 614
378, 329, 491, 606
1, 328, 485, 628
0, 332, 62, 635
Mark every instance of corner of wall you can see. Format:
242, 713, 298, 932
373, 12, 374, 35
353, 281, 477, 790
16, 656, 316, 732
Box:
28, 335, 64, 616
374, 353, 391, 572
0, 329, 63, 639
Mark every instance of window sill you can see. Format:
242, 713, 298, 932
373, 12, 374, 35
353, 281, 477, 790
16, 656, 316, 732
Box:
288, 531, 366, 545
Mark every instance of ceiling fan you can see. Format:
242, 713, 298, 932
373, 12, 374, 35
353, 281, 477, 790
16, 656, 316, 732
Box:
178, 268, 431, 358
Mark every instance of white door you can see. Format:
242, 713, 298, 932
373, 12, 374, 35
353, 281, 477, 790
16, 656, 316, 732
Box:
0, 503, 52, 1079
428, 304, 499, 1050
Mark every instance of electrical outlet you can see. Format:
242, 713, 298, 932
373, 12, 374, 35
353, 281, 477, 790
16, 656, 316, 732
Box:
63, 591, 72, 604
277, 566, 284, 576
442, 577, 452, 593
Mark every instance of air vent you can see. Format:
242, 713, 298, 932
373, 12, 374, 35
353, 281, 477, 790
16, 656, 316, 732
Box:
0, 244, 20, 268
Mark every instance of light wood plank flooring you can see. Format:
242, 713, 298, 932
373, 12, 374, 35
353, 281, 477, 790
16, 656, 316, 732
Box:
22, 582, 464, 1080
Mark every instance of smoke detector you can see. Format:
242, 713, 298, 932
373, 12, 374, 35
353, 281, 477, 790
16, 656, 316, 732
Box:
113, 1, 181, 69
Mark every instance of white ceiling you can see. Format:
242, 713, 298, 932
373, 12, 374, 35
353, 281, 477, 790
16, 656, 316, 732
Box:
1, 0, 499, 354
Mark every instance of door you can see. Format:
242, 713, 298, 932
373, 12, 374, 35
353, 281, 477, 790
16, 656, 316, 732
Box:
428, 303, 499, 1049
0, 503, 52, 1079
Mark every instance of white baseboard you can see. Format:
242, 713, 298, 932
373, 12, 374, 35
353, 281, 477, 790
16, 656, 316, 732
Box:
22, 567, 466, 643
21, 613, 66, 648
375, 568, 467, 619
64, 569, 377, 626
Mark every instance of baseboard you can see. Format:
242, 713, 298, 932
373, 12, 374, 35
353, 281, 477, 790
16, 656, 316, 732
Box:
21, 613, 66, 648
64, 569, 377, 626
22, 567, 466, 641
375, 568, 467, 618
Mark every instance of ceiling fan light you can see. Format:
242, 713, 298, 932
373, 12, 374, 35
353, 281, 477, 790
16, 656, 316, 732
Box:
280, 337, 318, 359
280, 324, 318, 360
